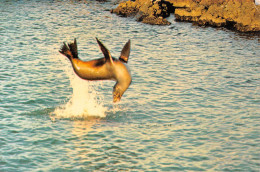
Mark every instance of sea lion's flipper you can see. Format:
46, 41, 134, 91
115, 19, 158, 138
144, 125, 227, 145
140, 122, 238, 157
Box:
96, 38, 113, 64
113, 83, 122, 103
59, 38, 78, 60
119, 40, 130, 63
59, 42, 71, 59
68, 38, 78, 59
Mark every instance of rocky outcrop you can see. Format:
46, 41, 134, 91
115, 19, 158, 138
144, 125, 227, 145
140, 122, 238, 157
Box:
110, 0, 173, 25
111, 0, 260, 32
172, 0, 260, 32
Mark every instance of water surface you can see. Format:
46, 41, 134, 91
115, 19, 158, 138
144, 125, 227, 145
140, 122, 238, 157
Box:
1, 1, 259, 171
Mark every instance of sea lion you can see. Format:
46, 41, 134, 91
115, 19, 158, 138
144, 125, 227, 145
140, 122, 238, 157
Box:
59, 38, 132, 102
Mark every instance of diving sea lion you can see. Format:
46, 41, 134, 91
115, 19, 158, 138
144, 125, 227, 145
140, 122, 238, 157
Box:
59, 38, 132, 102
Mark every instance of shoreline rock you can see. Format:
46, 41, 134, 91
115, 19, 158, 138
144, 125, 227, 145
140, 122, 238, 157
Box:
111, 0, 260, 32
173, 0, 260, 32
110, 0, 173, 25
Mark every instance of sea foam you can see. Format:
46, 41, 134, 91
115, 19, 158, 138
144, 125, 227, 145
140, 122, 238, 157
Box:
52, 59, 107, 119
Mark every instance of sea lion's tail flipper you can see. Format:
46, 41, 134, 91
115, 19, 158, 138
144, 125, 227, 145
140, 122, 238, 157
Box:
119, 40, 130, 63
96, 38, 113, 64
59, 38, 79, 60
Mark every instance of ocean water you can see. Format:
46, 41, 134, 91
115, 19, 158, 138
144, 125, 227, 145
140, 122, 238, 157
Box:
0, 0, 259, 171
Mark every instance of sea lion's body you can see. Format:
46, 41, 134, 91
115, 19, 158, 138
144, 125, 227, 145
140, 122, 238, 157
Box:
71, 58, 113, 80
59, 38, 131, 102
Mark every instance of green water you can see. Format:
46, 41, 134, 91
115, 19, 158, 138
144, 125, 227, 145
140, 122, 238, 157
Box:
1, 0, 259, 171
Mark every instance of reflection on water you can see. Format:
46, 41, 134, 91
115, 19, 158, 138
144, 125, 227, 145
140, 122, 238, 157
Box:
64, 119, 103, 170
71, 119, 101, 138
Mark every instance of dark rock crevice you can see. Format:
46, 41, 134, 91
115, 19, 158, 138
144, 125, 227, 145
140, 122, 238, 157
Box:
225, 20, 237, 30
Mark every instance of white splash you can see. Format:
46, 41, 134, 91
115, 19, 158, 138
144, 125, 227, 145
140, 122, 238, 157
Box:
52, 60, 107, 119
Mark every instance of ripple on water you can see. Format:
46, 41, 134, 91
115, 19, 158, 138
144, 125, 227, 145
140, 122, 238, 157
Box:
0, 0, 260, 171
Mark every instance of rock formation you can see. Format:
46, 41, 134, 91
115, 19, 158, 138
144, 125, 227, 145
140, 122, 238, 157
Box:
111, 0, 173, 25
172, 0, 260, 32
111, 0, 260, 32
